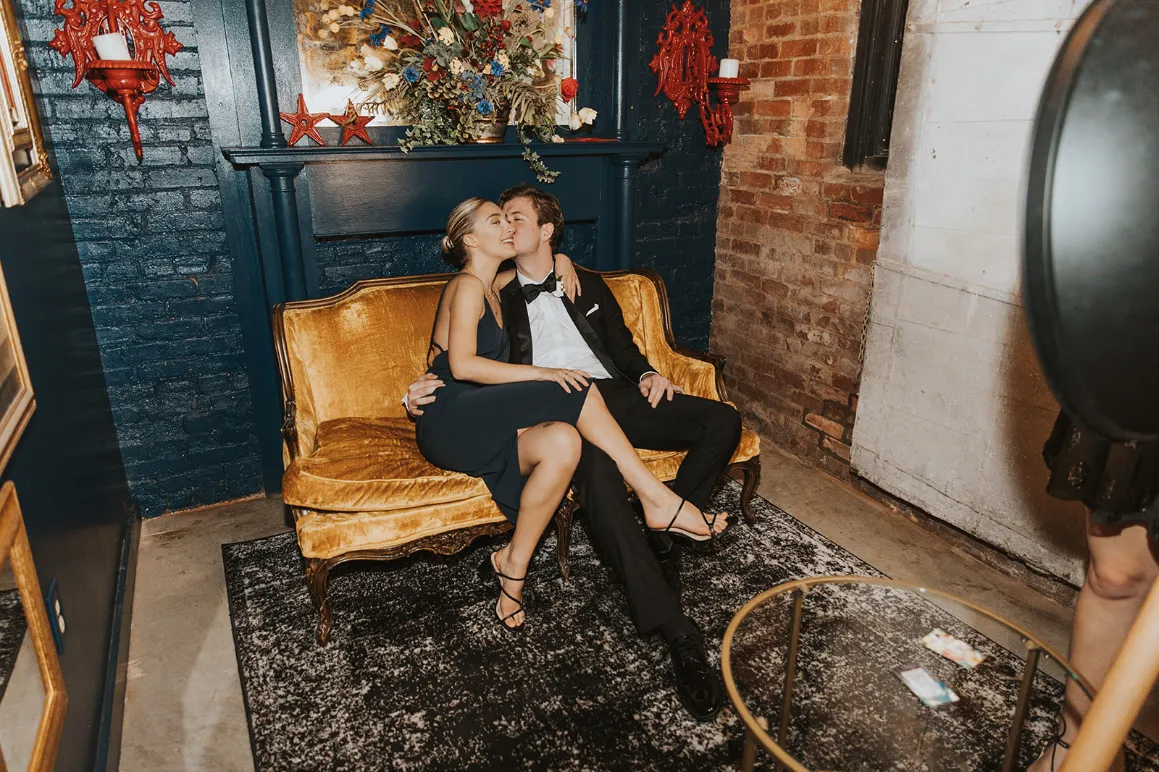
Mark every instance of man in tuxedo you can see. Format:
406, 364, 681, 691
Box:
406, 184, 742, 720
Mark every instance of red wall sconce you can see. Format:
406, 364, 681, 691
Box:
649, 1, 749, 148
49, 0, 184, 162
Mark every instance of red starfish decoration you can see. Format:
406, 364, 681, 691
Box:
279, 94, 328, 146
329, 101, 374, 145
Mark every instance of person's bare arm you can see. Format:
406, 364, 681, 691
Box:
553, 252, 580, 301
446, 276, 589, 392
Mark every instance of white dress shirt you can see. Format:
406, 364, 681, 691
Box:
517, 269, 614, 379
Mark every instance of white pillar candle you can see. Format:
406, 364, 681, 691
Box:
93, 32, 132, 61
718, 58, 740, 78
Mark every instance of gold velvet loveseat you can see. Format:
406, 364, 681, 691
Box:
274, 269, 762, 644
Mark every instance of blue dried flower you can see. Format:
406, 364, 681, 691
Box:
478, 99, 494, 116
530, 0, 551, 10
576, 0, 588, 11
403, 65, 420, 83
360, 0, 375, 20
490, 60, 505, 76
369, 24, 391, 46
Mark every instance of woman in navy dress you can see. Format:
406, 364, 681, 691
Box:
416, 198, 728, 631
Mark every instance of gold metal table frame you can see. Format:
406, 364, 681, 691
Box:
720, 576, 1096, 772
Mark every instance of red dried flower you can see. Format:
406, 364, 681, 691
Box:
560, 77, 579, 101
474, 0, 503, 16
501, 19, 511, 31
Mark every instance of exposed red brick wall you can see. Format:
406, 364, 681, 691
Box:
711, 0, 885, 478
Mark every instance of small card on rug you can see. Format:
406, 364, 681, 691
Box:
921, 628, 986, 669
894, 663, 960, 707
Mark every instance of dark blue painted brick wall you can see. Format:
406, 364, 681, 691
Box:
632, 0, 729, 351
18, 0, 263, 515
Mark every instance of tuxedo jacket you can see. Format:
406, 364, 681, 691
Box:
498, 267, 657, 383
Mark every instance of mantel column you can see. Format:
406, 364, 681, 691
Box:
611, 153, 650, 270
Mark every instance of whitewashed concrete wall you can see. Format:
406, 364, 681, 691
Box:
851, 0, 1092, 584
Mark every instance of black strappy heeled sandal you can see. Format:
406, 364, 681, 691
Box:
1041, 710, 1071, 771
648, 498, 726, 544
478, 550, 527, 632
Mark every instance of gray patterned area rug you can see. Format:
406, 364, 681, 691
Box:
223, 482, 1159, 771
0, 588, 25, 702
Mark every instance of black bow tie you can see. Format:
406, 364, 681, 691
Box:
521, 273, 557, 303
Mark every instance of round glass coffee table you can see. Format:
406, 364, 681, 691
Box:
721, 576, 1095, 772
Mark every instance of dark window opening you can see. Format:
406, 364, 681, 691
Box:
843, 0, 910, 169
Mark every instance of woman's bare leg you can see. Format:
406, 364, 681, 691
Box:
575, 384, 728, 537
1029, 516, 1158, 771
491, 421, 581, 628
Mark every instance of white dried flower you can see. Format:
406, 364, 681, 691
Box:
497, 52, 509, 67
544, 6, 555, 18
438, 26, 455, 45
551, 134, 564, 143
578, 107, 597, 124
329, 21, 341, 33
451, 57, 465, 75
318, 28, 331, 39
364, 54, 385, 71
568, 113, 582, 131
384, 35, 399, 50
383, 72, 401, 89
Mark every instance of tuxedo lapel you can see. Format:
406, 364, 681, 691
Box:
500, 281, 533, 365
560, 294, 620, 379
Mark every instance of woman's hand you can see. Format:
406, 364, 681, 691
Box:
553, 252, 581, 302
535, 366, 590, 393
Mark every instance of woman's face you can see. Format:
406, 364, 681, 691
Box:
467, 202, 517, 262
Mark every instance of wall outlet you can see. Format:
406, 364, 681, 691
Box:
44, 579, 64, 654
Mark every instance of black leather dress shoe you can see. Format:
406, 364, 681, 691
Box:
666, 628, 724, 721
647, 530, 682, 596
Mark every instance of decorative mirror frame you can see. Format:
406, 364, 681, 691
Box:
0, 482, 66, 772
0, 0, 51, 208
0, 261, 33, 476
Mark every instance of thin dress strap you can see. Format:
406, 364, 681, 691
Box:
426, 283, 452, 368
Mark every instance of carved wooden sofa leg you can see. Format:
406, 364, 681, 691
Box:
729, 455, 762, 524
305, 557, 334, 646
554, 497, 579, 583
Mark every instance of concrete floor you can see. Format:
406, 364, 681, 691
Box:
118, 444, 1121, 770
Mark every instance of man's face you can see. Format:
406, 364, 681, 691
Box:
502, 196, 549, 256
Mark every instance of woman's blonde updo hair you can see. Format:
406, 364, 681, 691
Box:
441, 197, 489, 269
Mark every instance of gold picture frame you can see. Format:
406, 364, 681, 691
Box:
0, 0, 50, 208
0, 483, 66, 772
0, 262, 31, 476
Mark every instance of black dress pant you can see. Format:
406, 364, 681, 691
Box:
572, 377, 743, 634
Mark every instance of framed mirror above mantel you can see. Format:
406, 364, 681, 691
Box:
191, 0, 665, 492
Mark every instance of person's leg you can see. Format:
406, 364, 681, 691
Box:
572, 440, 684, 633
603, 380, 742, 510
575, 383, 729, 538
1029, 515, 1158, 771
491, 421, 581, 628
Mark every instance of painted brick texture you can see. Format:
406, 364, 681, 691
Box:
17, 0, 262, 515
711, 0, 885, 477
634, 0, 730, 350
